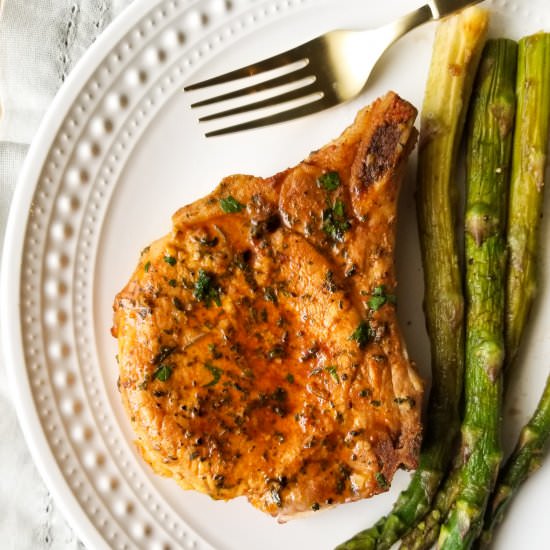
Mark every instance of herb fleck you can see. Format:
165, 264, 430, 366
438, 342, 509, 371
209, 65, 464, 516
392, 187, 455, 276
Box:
317, 171, 341, 191
368, 285, 396, 311
286, 373, 295, 384
203, 362, 223, 387
164, 255, 177, 266
333, 199, 345, 217
168, 279, 177, 287
154, 364, 173, 382
193, 269, 221, 307
325, 365, 340, 383
375, 472, 388, 489
144, 261, 151, 272
312, 502, 320, 511
220, 195, 245, 213
350, 321, 373, 349
323, 199, 351, 242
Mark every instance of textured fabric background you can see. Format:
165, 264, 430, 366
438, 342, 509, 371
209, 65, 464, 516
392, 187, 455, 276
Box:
0, 2, 134, 548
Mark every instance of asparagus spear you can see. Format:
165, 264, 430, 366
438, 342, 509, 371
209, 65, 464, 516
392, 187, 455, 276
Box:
505, 33, 550, 367
402, 40, 517, 549
404, 32, 550, 550
479, 32, 550, 547
400, 468, 462, 550
335, 9, 488, 550
479, 374, 550, 547
434, 38, 517, 550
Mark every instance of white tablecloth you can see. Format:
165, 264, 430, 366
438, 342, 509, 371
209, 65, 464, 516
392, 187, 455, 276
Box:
0, 2, 133, 548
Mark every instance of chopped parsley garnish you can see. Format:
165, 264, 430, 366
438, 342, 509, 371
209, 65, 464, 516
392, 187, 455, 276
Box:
368, 285, 396, 311
203, 362, 223, 387
317, 171, 341, 191
153, 364, 173, 382
168, 279, 177, 287
311, 502, 321, 511
219, 195, 245, 213
322, 199, 351, 242
375, 472, 388, 489
286, 373, 295, 384
193, 269, 221, 307
164, 255, 177, 266
325, 365, 340, 384
144, 261, 151, 272
333, 199, 345, 217
350, 321, 373, 349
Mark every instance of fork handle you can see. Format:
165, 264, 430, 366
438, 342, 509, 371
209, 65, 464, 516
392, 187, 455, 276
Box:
377, 4, 434, 51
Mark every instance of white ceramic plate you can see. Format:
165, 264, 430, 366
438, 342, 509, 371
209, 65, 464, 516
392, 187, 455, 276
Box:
2, 0, 550, 548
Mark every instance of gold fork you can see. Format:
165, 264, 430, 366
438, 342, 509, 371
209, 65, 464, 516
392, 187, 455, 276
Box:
185, 0, 483, 137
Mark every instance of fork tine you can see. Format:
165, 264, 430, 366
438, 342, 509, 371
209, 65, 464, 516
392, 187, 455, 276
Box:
190, 65, 312, 108
204, 95, 335, 137
184, 46, 309, 91
199, 82, 322, 122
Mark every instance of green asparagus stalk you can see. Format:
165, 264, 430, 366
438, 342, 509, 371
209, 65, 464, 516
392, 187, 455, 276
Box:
505, 33, 550, 368
335, 11, 488, 550
479, 32, 550, 547
435, 38, 517, 550
400, 468, 462, 550
404, 32, 550, 550
400, 38, 518, 550
479, 374, 550, 547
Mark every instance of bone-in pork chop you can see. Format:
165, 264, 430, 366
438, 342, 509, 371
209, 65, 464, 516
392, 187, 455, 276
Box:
113, 92, 423, 519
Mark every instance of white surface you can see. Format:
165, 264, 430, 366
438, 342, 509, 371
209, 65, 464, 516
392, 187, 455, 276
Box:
0, 0, 134, 144
0, 2, 132, 548
2, 0, 550, 549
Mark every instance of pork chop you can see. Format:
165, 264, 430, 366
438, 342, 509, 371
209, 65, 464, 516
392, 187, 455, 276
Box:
113, 91, 423, 519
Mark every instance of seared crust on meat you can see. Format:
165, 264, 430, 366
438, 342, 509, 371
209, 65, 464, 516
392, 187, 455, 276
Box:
113, 92, 423, 519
